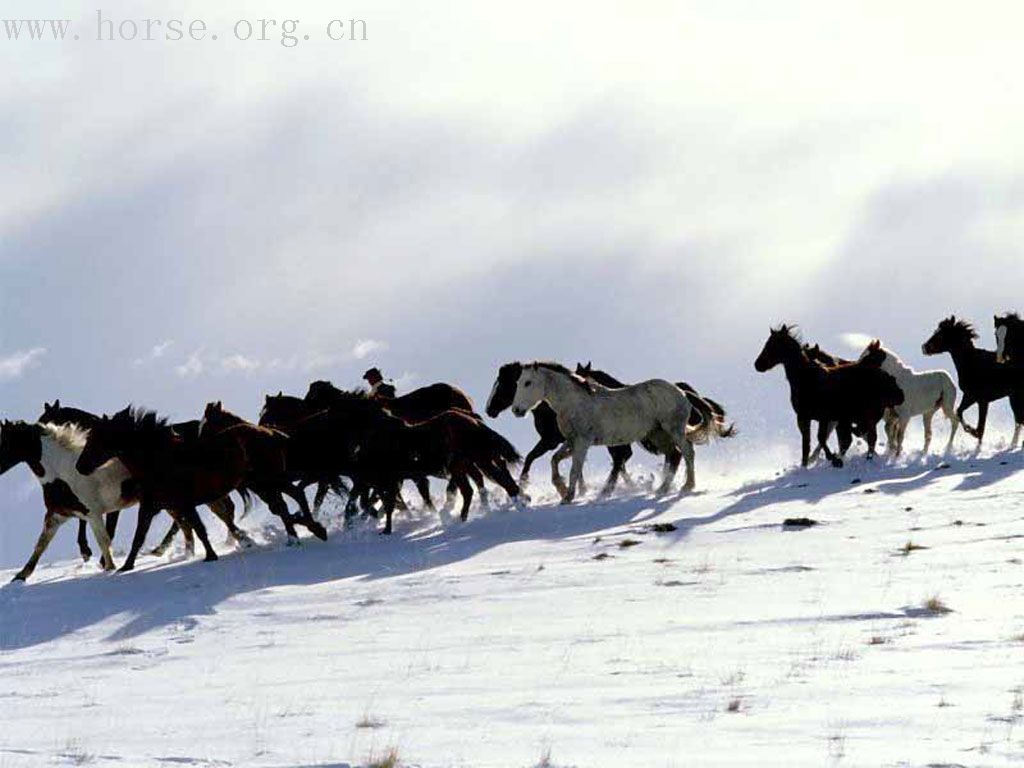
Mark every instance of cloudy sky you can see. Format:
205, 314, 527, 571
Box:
2, 1, 1022, 565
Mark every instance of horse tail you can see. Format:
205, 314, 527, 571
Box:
685, 392, 737, 443
478, 423, 522, 466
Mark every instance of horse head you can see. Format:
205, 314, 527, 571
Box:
755, 325, 800, 372
485, 362, 522, 418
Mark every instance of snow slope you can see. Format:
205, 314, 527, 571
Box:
1, 448, 1023, 767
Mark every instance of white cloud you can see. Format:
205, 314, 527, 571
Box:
175, 351, 204, 379
132, 339, 174, 368
220, 353, 261, 373
0, 348, 46, 382
352, 339, 387, 360
840, 333, 876, 351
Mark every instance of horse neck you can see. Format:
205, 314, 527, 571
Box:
778, 348, 818, 392
881, 352, 911, 378
944, 339, 977, 374
539, 370, 588, 410
588, 369, 624, 388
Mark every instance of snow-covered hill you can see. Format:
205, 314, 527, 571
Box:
2, 449, 1023, 767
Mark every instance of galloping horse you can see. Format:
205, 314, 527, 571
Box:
573, 362, 735, 495
924, 316, 1024, 450
856, 340, 958, 456
755, 326, 904, 466
508, 362, 716, 503
76, 407, 249, 571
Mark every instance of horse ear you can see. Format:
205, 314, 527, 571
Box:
277, 391, 283, 397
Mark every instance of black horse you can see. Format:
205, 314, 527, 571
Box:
924, 316, 1024, 450
755, 325, 903, 466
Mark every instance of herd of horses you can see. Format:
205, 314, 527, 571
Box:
1, 314, 1021, 583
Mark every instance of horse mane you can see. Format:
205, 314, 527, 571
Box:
112, 405, 170, 432
938, 315, 978, 340
773, 324, 802, 342
527, 361, 594, 392
39, 422, 90, 452
306, 380, 368, 401
996, 311, 1022, 326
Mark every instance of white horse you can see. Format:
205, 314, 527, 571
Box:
509, 362, 716, 502
857, 340, 958, 456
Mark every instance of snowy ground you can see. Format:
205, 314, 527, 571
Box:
2, 445, 1023, 767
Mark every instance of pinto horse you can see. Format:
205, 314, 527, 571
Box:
856, 340, 958, 456
508, 362, 713, 503
995, 312, 1024, 365
923, 316, 1024, 450
39, 400, 252, 561
76, 407, 248, 571
755, 326, 904, 467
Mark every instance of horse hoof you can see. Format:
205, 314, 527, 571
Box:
831, 459, 844, 468
10, 573, 27, 584
307, 523, 328, 541
117, 564, 135, 574
286, 536, 302, 547
204, 553, 218, 562
80, 550, 92, 563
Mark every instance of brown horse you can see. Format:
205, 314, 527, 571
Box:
201, 401, 327, 542
76, 407, 250, 571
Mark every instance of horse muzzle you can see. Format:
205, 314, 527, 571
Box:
512, 406, 527, 418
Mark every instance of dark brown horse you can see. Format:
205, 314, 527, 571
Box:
76, 407, 249, 571
924, 316, 1024, 450
344, 405, 522, 533
755, 325, 904, 466
201, 401, 327, 542
995, 312, 1024, 365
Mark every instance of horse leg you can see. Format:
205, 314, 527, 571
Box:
254, 487, 301, 545
13, 511, 69, 582
453, 470, 474, 521
974, 400, 989, 449
479, 459, 521, 502
468, 466, 489, 510
863, 421, 879, 459
809, 420, 835, 464
798, 417, 812, 467
85, 513, 116, 571
816, 421, 843, 468
920, 410, 934, 455
170, 511, 195, 558
283, 482, 327, 540
149, 522, 180, 557
657, 445, 684, 494
76, 520, 93, 563
104, 510, 120, 541
956, 394, 979, 438
1009, 393, 1024, 450
208, 496, 254, 549
549, 442, 572, 500
312, 481, 329, 515
836, 422, 853, 459
521, 436, 560, 488
601, 444, 632, 497
380, 483, 400, 534
121, 501, 158, 573
563, 440, 590, 504
178, 506, 217, 562
413, 476, 436, 511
